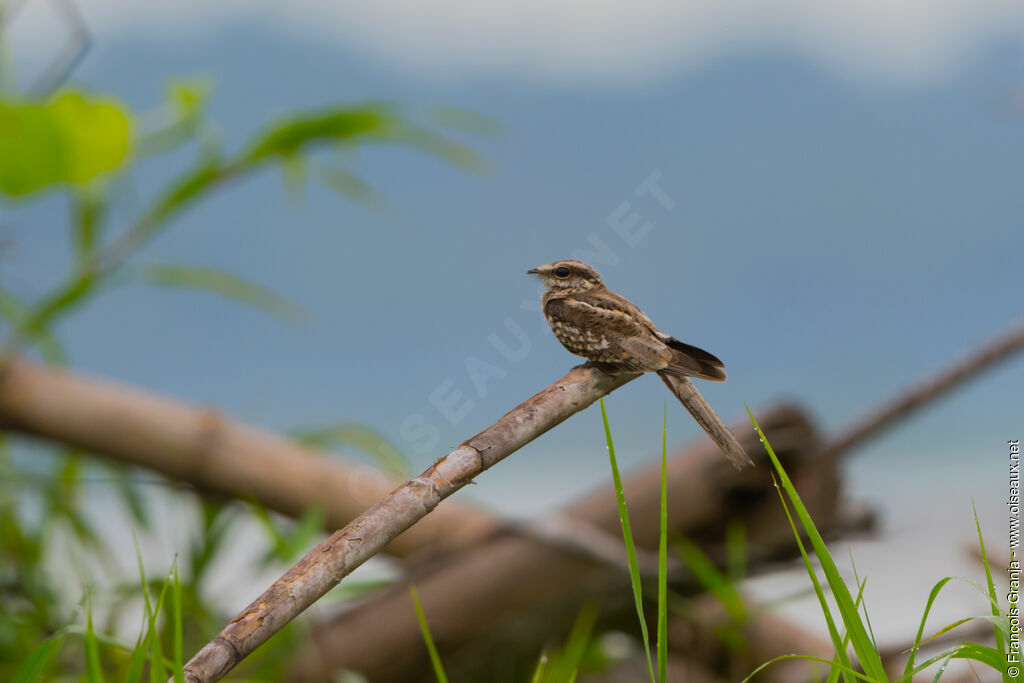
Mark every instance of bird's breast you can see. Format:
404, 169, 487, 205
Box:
545, 315, 621, 360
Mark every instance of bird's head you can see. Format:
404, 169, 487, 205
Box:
527, 260, 605, 293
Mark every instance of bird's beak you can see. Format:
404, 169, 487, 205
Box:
526, 267, 540, 275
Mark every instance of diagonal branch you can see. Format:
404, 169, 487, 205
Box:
180, 364, 639, 683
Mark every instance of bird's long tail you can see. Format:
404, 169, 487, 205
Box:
657, 372, 754, 469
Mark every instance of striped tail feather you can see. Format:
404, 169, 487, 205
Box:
658, 372, 753, 469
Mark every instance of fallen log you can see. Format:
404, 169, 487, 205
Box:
0, 361, 497, 557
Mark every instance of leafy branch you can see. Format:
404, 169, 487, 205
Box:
0, 85, 488, 367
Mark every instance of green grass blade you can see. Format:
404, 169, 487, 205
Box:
743, 654, 878, 683
291, 420, 410, 478
971, 500, 1009, 682
549, 603, 599, 683
675, 538, 746, 624
770, 474, 854, 683
84, 599, 105, 683
110, 466, 150, 529
748, 408, 888, 681
12, 634, 65, 683
825, 578, 869, 683
126, 536, 153, 683
849, 556, 879, 653
530, 651, 549, 683
918, 615, 1007, 647
823, 578, 869, 683
726, 522, 748, 584
928, 654, 952, 683
906, 641, 1005, 679
145, 569, 173, 683
410, 586, 449, 683
171, 559, 184, 683
600, 398, 655, 682
657, 405, 668, 683
901, 575, 1007, 677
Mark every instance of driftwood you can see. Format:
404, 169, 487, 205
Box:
289, 404, 834, 682
0, 361, 496, 557
180, 364, 638, 682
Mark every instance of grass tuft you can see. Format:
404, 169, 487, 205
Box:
410, 586, 449, 683
599, 398, 656, 682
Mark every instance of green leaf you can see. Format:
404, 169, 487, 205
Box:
50, 93, 132, 185
0, 99, 63, 196
410, 586, 449, 683
426, 106, 503, 140
0, 91, 132, 197
315, 164, 385, 211
600, 398, 655, 682
244, 108, 387, 163
383, 121, 487, 172
132, 263, 307, 324
281, 153, 307, 201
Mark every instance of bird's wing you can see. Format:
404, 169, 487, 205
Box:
598, 290, 729, 382
596, 290, 673, 337
597, 291, 727, 381
544, 294, 648, 337
544, 295, 673, 371
659, 340, 727, 381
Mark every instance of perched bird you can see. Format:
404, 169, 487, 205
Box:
528, 259, 753, 469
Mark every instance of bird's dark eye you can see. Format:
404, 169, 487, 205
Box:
555, 266, 570, 278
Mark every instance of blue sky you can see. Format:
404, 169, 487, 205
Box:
2, 5, 1022, 523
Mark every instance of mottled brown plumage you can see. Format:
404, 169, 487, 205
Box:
529, 259, 752, 469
